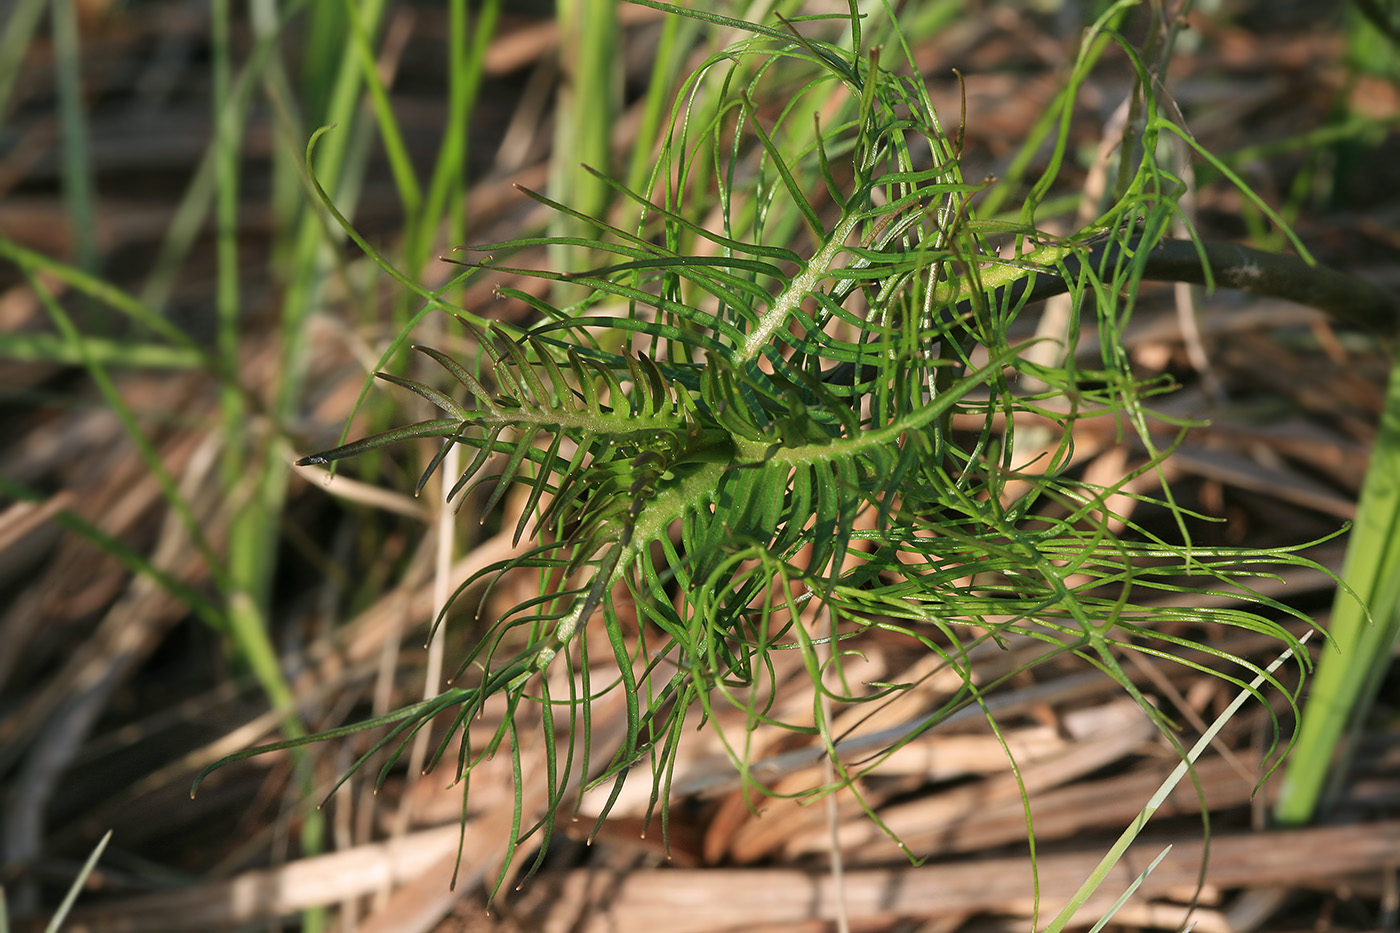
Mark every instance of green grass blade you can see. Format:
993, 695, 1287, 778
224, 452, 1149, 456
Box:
0, 238, 209, 356
212, 0, 243, 478
1044, 636, 1307, 933
223, 0, 389, 661
50, 0, 99, 286
0, 332, 202, 368
138, 1, 311, 314
344, 0, 421, 215
1275, 353, 1400, 824
1084, 846, 1172, 933
398, 0, 498, 315
298, 1, 349, 126
42, 830, 112, 933
0, 0, 47, 119
551, 0, 619, 306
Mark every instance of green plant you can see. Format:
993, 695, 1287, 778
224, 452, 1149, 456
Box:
0, 831, 111, 933
1272, 2, 1400, 829
191, 0, 1395, 916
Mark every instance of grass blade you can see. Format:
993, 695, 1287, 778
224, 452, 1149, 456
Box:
1275, 354, 1400, 824
43, 829, 112, 933
1044, 634, 1309, 933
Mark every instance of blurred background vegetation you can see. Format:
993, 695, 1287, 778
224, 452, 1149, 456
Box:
1, 1, 1398, 931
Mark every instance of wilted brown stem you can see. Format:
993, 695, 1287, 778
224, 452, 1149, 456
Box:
1024, 237, 1400, 337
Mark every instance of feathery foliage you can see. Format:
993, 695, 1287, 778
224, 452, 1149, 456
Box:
194, 0, 1346, 902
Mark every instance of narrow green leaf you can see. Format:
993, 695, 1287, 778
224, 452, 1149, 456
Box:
296, 418, 465, 466
373, 371, 469, 419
